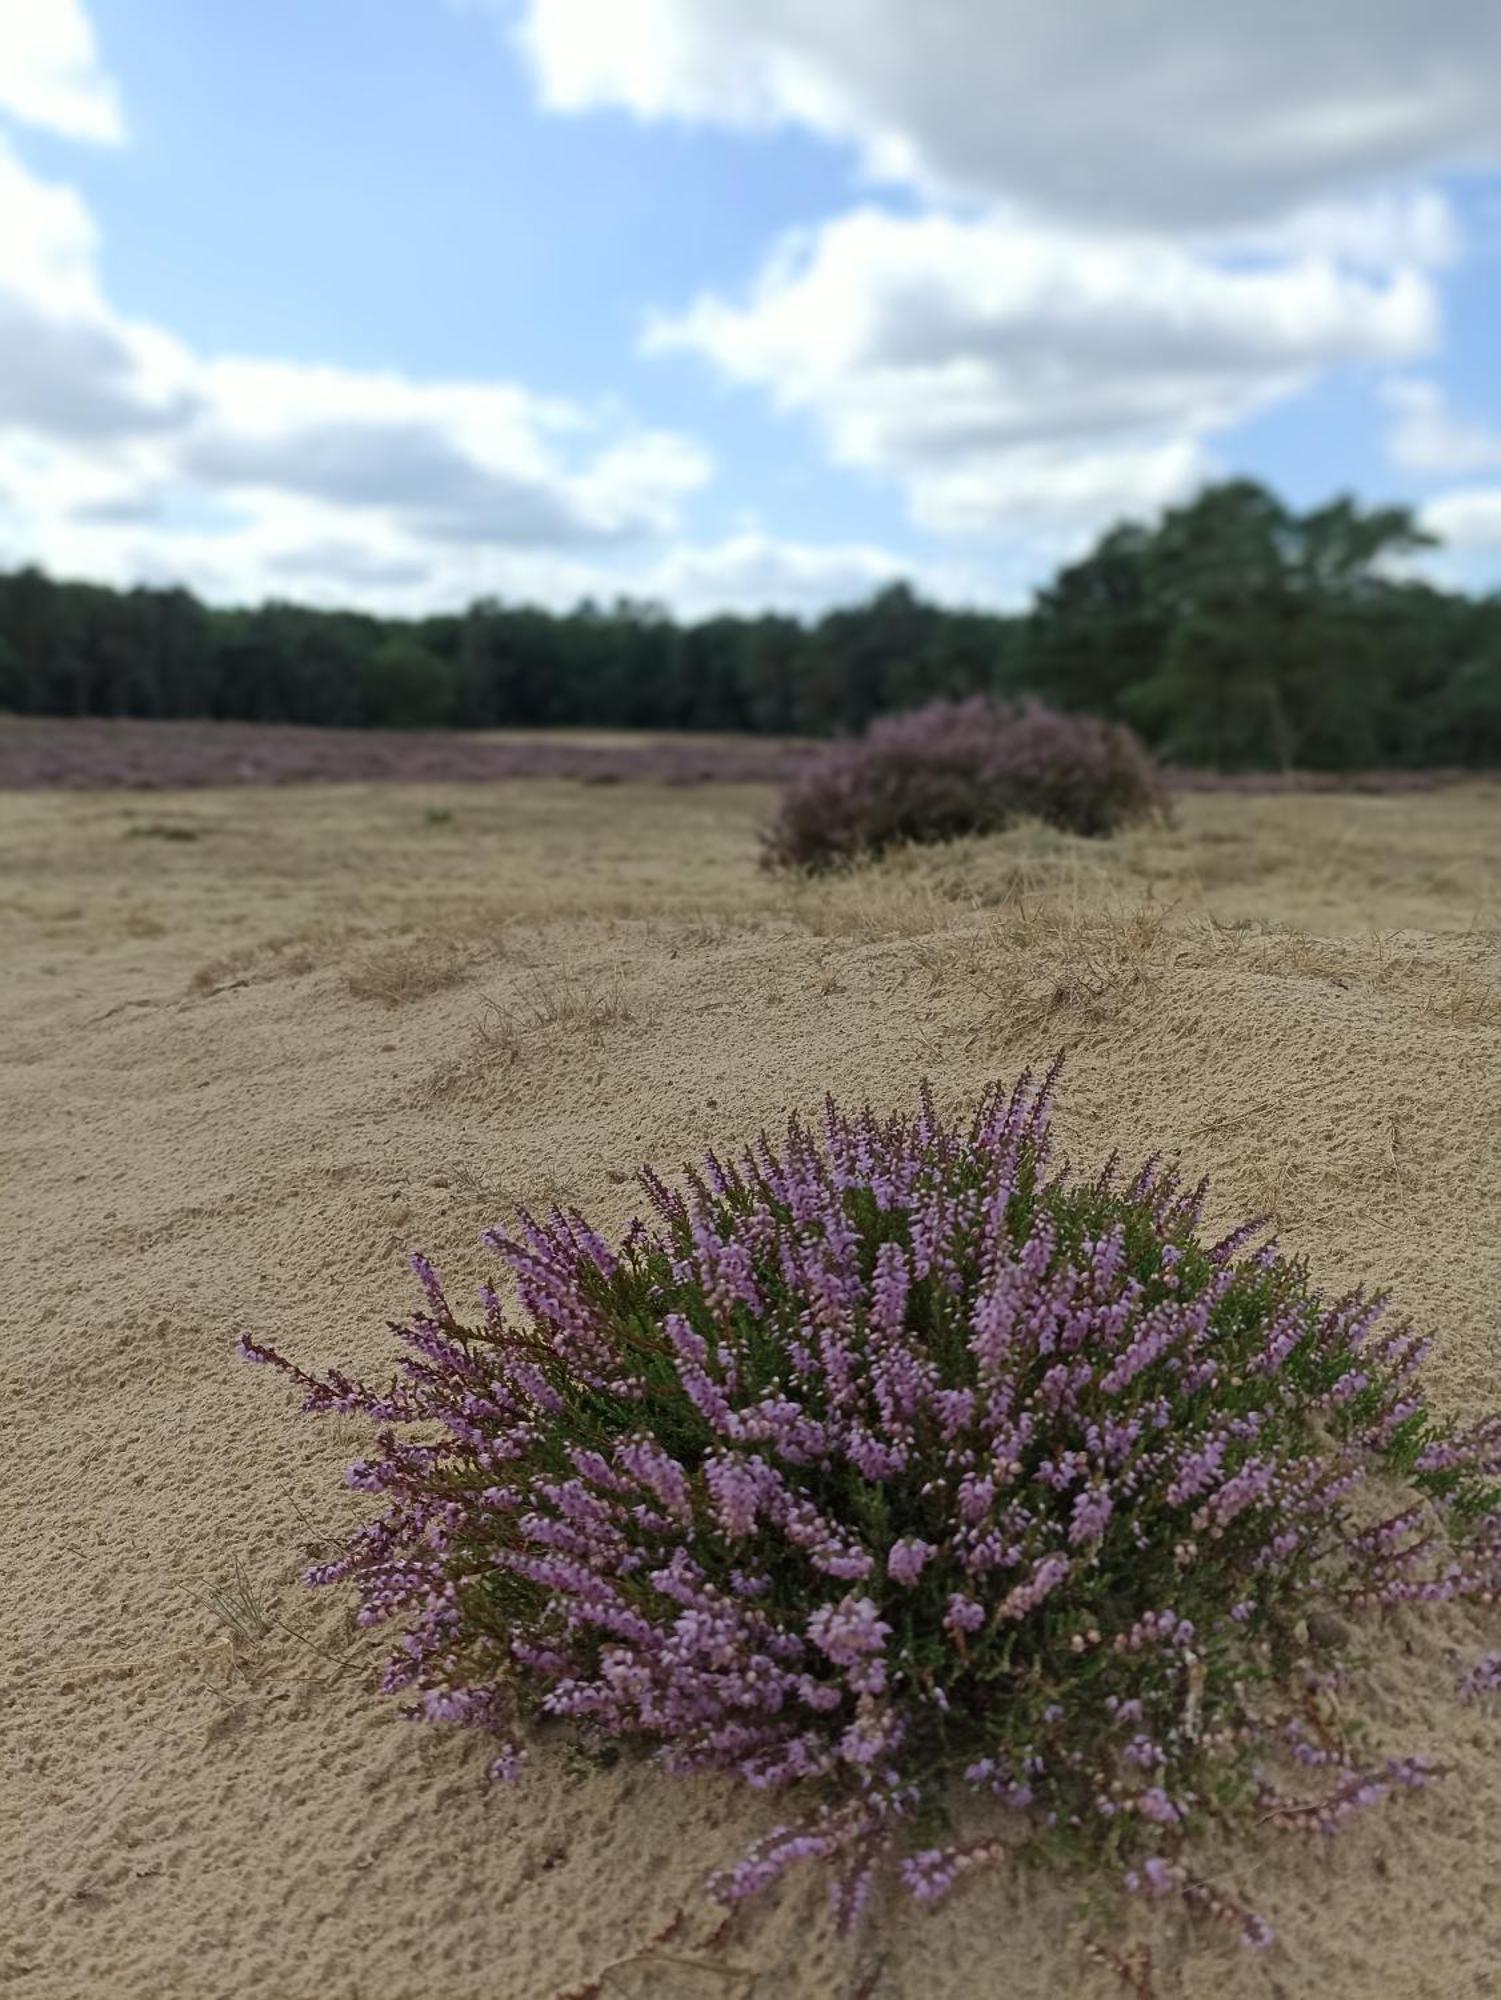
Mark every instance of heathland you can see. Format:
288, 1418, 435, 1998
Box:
2, 767, 1499, 1998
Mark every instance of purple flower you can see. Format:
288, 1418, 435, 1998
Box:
887, 1537, 935, 1587
242, 1064, 1496, 1938
807, 1595, 890, 1669
1069, 1485, 1114, 1547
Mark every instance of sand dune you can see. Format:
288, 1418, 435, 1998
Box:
3, 777, 1499, 1998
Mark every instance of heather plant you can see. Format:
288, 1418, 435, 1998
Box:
244, 1063, 1501, 1944
762, 698, 1166, 872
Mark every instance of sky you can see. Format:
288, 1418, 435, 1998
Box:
3, 0, 1501, 620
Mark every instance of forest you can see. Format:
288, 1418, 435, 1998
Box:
3, 479, 1499, 769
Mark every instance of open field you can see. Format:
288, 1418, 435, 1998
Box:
0, 714, 1471, 796
2, 775, 1500, 1998
0, 717, 811, 791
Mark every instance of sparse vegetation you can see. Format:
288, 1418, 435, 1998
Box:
345, 938, 477, 1007
422, 973, 639, 1101
8, 768, 1501, 2000
125, 820, 202, 841
196, 1555, 275, 1646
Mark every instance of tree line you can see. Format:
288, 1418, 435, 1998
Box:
2, 479, 1499, 768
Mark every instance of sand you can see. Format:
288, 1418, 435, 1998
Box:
2, 775, 1500, 1999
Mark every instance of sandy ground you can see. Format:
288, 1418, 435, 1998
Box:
2, 776, 1500, 1999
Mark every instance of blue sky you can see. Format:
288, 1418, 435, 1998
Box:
3, 0, 1501, 616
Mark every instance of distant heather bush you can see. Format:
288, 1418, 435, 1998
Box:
763, 699, 1166, 871
245, 1064, 1501, 1941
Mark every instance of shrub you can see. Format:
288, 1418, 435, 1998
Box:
762, 698, 1166, 872
244, 1064, 1501, 1941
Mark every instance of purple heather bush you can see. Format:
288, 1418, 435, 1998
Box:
244, 1062, 1501, 1943
762, 698, 1166, 871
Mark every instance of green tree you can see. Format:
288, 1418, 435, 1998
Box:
1026, 481, 1438, 769
361, 634, 455, 728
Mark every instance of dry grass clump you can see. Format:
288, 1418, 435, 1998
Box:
788, 871, 961, 942
514, 971, 636, 1037
195, 1556, 275, 1647
906, 894, 1501, 1056
909, 790, 1501, 937
1422, 969, 1499, 1027
124, 820, 204, 843
189, 921, 360, 994
344, 937, 479, 1007
423, 971, 640, 1102
910, 900, 1186, 1046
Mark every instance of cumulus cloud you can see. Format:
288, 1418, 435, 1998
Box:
511, 1, 1482, 545
516, 0, 1501, 232
648, 206, 1437, 534
179, 366, 709, 548
0, 138, 941, 622
1385, 378, 1501, 474
0, 135, 717, 607
0, 458, 966, 619
0, 140, 196, 442
1420, 487, 1501, 551
641, 531, 1009, 621
0, 0, 123, 143
6, 0, 1495, 612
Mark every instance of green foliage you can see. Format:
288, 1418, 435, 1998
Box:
2, 478, 1499, 768
1018, 480, 1485, 771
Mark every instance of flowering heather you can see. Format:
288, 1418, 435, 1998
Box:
762, 698, 1166, 871
244, 1063, 1501, 1941
0, 716, 811, 792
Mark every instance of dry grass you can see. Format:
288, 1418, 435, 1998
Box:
188, 920, 360, 993
1, 776, 1492, 964
196, 1557, 275, 1648
423, 970, 641, 1102
344, 937, 479, 1006
905, 794, 1500, 936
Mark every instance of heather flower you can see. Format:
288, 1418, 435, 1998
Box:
245, 1062, 1501, 1943
886, 1537, 934, 1587
808, 1595, 890, 1670
1458, 1652, 1501, 1701
762, 697, 1166, 871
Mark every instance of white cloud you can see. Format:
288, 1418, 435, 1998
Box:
641, 531, 1011, 620
0, 136, 720, 607
514, 2, 1480, 550
515, 0, 1501, 231
0, 136, 112, 318
0, 142, 966, 621
648, 206, 1437, 535
178, 359, 711, 546
1420, 487, 1501, 551
0, 459, 977, 619
1241, 191, 1463, 271
0, 0, 123, 143
1385, 378, 1501, 474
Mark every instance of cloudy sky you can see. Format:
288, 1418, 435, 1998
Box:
3, 0, 1501, 619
